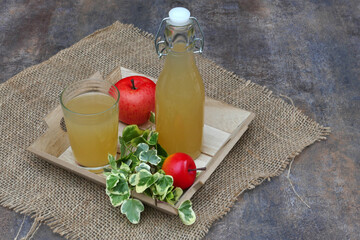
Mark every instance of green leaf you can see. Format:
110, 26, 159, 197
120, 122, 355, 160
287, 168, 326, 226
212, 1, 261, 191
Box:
156, 144, 167, 168
166, 192, 175, 205
109, 193, 130, 207
142, 129, 150, 140
156, 143, 168, 158
119, 136, 127, 158
124, 158, 132, 166
130, 136, 146, 147
178, 200, 196, 225
119, 162, 131, 173
157, 169, 165, 175
108, 154, 117, 169
122, 125, 144, 143
103, 171, 111, 177
143, 188, 153, 198
109, 178, 129, 195
129, 173, 138, 186
134, 143, 149, 157
106, 174, 119, 190
121, 199, 144, 224
149, 185, 159, 197
147, 132, 158, 145
149, 111, 155, 124
155, 175, 173, 199
135, 163, 151, 173
135, 169, 159, 193
173, 187, 183, 202
110, 169, 127, 180
139, 149, 161, 165
129, 154, 140, 172
165, 186, 175, 205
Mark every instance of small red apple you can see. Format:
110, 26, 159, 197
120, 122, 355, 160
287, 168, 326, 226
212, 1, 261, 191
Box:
115, 76, 156, 125
162, 153, 197, 190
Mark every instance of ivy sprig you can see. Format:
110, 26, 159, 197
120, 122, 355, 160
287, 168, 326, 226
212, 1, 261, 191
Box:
104, 125, 196, 225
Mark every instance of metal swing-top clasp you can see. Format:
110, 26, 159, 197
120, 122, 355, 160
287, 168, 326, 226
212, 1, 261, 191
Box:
155, 14, 204, 58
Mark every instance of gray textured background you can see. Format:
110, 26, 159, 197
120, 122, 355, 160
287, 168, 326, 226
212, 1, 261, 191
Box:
1, 0, 359, 239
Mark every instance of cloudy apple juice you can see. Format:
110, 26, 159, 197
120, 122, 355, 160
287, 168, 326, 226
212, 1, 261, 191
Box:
63, 92, 119, 169
156, 43, 204, 159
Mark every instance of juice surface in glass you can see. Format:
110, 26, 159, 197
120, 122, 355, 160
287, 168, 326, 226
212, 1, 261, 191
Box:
156, 43, 204, 159
64, 93, 119, 168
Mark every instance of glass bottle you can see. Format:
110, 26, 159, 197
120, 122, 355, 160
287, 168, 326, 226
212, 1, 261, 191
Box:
155, 7, 205, 159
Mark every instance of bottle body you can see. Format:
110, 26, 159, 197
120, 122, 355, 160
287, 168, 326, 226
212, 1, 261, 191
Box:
156, 45, 204, 159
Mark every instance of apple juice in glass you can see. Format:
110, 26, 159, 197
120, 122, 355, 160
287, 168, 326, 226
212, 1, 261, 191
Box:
60, 79, 120, 172
155, 8, 205, 159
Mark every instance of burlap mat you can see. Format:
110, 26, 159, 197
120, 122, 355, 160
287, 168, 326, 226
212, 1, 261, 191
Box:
0, 22, 329, 239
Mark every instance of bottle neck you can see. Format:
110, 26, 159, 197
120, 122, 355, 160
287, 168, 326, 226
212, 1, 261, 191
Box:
164, 20, 195, 53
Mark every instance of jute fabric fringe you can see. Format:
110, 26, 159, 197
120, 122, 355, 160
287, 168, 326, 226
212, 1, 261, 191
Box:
0, 22, 330, 239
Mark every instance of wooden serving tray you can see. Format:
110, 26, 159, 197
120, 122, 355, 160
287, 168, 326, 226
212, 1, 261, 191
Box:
27, 67, 255, 215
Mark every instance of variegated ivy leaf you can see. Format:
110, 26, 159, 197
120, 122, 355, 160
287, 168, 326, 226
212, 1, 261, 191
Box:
147, 132, 158, 146
111, 169, 127, 180
129, 154, 140, 172
130, 130, 149, 147
108, 154, 117, 169
135, 169, 159, 193
130, 136, 145, 147
143, 188, 153, 198
109, 177, 129, 195
165, 186, 175, 204
142, 129, 150, 140
121, 198, 144, 224
157, 169, 165, 175
103, 171, 111, 177
149, 185, 158, 197
106, 174, 119, 190
122, 125, 144, 143
135, 163, 151, 173
109, 192, 130, 207
166, 192, 175, 205
139, 149, 161, 165
173, 187, 183, 202
178, 200, 196, 225
129, 173, 138, 186
119, 136, 127, 158
134, 143, 149, 157
119, 162, 131, 173
103, 167, 112, 173
167, 187, 183, 205
124, 158, 132, 166
152, 172, 161, 179
155, 175, 173, 200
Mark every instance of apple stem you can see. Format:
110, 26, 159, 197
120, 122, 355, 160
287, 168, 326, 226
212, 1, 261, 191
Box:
188, 167, 206, 172
131, 79, 137, 90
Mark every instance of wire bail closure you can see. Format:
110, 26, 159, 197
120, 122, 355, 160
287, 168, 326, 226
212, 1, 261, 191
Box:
155, 17, 204, 58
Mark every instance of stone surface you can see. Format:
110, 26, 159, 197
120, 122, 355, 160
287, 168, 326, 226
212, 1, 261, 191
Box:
1, 0, 359, 239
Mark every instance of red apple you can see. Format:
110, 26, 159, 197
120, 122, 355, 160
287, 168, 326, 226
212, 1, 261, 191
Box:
114, 76, 156, 125
162, 153, 197, 190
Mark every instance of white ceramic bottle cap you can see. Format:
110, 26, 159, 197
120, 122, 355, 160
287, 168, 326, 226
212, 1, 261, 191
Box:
168, 7, 191, 26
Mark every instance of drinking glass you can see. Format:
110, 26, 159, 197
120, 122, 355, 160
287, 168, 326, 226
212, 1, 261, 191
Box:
60, 79, 120, 172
